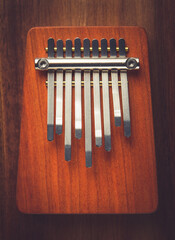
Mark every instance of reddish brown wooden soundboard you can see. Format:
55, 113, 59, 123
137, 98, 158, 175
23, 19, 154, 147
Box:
16, 26, 158, 214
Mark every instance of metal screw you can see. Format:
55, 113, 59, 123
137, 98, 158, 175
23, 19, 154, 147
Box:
38, 58, 49, 69
126, 58, 137, 69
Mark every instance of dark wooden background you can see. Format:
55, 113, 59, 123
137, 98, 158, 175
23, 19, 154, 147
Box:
0, 0, 175, 239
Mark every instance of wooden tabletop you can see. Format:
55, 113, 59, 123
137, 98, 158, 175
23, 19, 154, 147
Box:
0, 0, 175, 239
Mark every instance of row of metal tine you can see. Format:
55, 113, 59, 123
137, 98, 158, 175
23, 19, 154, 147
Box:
47, 37, 131, 167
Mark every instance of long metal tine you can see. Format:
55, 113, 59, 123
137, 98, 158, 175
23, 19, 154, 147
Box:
47, 38, 55, 141
84, 38, 92, 167
74, 38, 82, 139
65, 40, 72, 161
110, 38, 121, 126
101, 39, 111, 151
56, 39, 63, 135
92, 39, 102, 147
119, 38, 131, 137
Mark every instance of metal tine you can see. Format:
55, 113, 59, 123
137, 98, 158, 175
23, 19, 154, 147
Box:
74, 38, 82, 139
83, 38, 92, 168
57, 39, 63, 57
65, 39, 72, 161
101, 39, 111, 151
92, 39, 102, 147
119, 38, 131, 137
47, 38, 55, 141
110, 38, 121, 127
56, 40, 63, 135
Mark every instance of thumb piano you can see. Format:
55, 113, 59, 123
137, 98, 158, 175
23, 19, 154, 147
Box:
16, 26, 158, 214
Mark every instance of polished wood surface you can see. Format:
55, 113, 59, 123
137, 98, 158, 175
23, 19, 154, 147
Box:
16, 26, 157, 214
0, 0, 175, 239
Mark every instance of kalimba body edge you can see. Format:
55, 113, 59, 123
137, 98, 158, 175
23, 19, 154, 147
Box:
16, 26, 158, 214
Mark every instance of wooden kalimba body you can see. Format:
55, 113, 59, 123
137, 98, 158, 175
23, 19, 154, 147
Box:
17, 26, 158, 214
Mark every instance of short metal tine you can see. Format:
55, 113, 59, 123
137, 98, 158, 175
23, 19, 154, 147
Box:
74, 37, 81, 57
101, 38, 107, 57
101, 39, 111, 151
47, 38, 55, 141
66, 39, 72, 57
110, 38, 121, 126
92, 39, 98, 58
110, 38, 116, 57
84, 38, 90, 57
119, 38, 131, 137
57, 39, 63, 57
65, 40, 72, 161
74, 38, 82, 139
92, 39, 102, 147
84, 38, 92, 167
56, 40, 63, 135
119, 38, 126, 57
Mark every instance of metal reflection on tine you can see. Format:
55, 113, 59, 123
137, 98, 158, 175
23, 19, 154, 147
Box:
47, 38, 55, 141
83, 38, 92, 167
119, 38, 131, 137
92, 39, 102, 147
101, 39, 111, 151
110, 38, 121, 127
65, 40, 72, 161
74, 38, 82, 139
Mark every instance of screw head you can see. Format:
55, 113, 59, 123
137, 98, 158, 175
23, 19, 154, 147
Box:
38, 58, 49, 70
126, 58, 137, 69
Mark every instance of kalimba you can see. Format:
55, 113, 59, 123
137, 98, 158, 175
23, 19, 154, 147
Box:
17, 27, 158, 214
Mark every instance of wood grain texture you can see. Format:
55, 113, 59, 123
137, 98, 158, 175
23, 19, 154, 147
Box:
16, 26, 157, 214
0, 0, 175, 239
